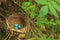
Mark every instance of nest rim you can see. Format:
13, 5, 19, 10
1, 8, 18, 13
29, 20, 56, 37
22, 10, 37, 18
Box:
5, 12, 30, 33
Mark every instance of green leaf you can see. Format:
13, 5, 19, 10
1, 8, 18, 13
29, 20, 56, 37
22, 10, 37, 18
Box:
39, 6, 48, 18
35, 0, 48, 5
22, 2, 31, 7
55, 0, 60, 4
40, 24, 45, 30
21, 2, 31, 11
51, 1, 60, 12
35, 19, 44, 28
22, 2, 36, 11
27, 5, 36, 11
56, 20, 60, 31
47, 36, 54, 40
49, 19, 56, 27
37, 35, 46, 40
48, 4, 58, 18
56, 20, 60, 26
35, 20, 42, 27
30, 11, 36, 19
35, 18, 48, 30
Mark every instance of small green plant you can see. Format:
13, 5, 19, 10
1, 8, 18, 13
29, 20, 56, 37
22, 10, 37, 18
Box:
21, 2, 37, 19
35, 0, 60, 18
37, 35, 54, 40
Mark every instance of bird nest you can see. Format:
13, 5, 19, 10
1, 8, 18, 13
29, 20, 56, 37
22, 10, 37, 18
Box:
0, 0, 36, 40
0, 11, 32, 40
6, 12, 28, 33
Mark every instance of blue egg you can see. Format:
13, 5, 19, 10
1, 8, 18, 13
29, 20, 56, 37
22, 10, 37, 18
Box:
13, 23, 22, 29
14, 26, 19, 29
14, 23, 19, 27
18, 25, 22, 29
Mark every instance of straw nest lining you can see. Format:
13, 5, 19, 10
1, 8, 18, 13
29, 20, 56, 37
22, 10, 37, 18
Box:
6, 12, 31, 34
0, 11, 32, 40
0, 9, 36, 40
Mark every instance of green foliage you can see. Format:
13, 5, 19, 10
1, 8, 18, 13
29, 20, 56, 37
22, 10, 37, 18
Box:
48, 19, 56, 33
56, 20, 60, 30
34, 0, 60, 18
21, 2, 31, 11
39, 5, 48, 18
48, 3, 58, 18
56, 20, 60, 26
48, 19, 56, 27
21, 0, 60, 40
35, 18, 48, 30
21, 2, 36, 19
35, 0, 48, 5
55, 0, 60, 4
47, 36, 54, 40
37, 35, 54, 40
37, 35, 46, 40
30, 11, 36, 19
51, 1, 60, 12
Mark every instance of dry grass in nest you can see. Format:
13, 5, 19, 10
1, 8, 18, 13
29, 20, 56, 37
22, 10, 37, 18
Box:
5, 12, 32, 40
